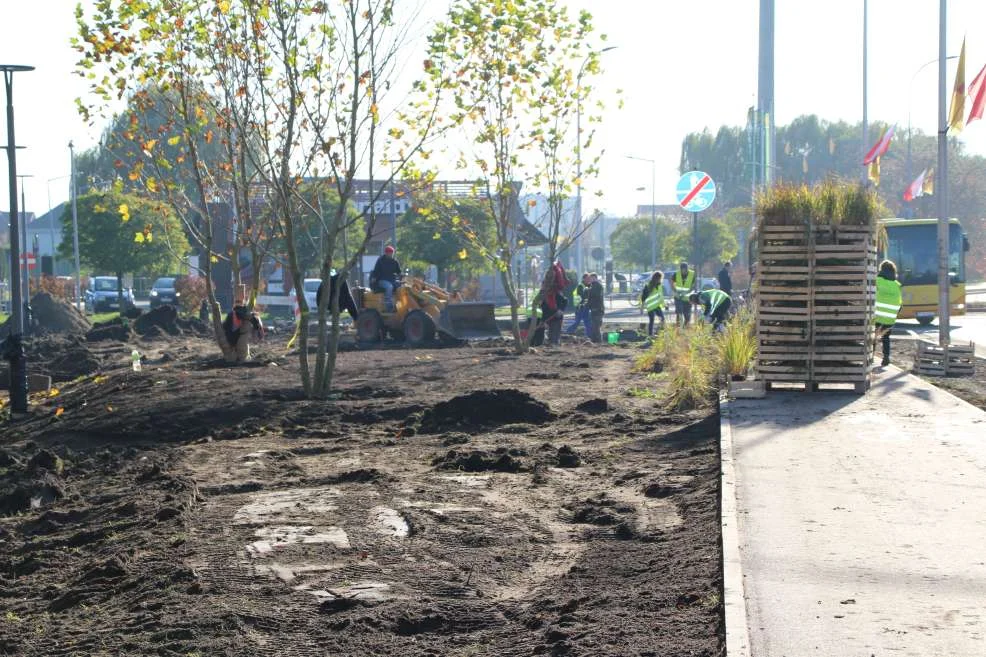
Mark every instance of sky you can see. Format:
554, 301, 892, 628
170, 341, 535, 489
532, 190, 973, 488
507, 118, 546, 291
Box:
3, 0, 986, 221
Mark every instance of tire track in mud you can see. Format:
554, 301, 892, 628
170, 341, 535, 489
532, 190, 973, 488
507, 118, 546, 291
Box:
174, 348, 721, 656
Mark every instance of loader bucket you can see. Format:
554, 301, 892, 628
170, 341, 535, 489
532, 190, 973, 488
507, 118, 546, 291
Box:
438, 302, 501, 340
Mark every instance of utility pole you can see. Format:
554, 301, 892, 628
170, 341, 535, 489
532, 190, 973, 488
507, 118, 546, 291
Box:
2, 63, 33, 414
861, 0, 869, 184
936, 0, 950, 347
17, 174, 32, 320
758, 0, 775, 187
69, 141, 82, 306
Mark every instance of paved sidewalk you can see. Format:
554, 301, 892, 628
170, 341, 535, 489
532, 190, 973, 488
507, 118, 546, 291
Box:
723, 367, 986, 656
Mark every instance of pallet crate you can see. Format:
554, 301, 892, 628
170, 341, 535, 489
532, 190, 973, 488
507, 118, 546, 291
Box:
756, 223, 876, 393
914, 341, 976, 377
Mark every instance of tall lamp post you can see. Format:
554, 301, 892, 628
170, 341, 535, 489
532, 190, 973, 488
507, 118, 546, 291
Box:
906, 54, 958, 218
626, 155, 657, 271
69, 142, 82, 306
2, 63, 34, 414
17, 174, 32, 318
575, 46, 616, 276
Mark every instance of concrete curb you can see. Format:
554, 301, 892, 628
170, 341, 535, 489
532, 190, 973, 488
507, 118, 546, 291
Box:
719, 398, 751, 657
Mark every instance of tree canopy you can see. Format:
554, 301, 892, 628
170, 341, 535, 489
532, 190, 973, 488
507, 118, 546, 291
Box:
60, 192, 190, 279
609, 216, 682, 272
398, 191, 496, 286
661, 218, 738, 276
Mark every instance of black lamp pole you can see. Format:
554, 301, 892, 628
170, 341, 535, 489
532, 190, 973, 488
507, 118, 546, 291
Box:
2, 64, 34, 414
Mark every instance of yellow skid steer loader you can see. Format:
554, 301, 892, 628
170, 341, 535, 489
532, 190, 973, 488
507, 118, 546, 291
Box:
356, 277, 500, 346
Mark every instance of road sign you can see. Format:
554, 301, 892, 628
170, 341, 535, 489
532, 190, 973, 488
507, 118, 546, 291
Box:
19, 253, 36, 270
676, 171, 716, 213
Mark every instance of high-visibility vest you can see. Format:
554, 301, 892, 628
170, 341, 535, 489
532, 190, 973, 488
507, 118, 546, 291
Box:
644, 285, 664, 312
875, 276, 902, 326
672, 270, 695, 299
700, 288, 731, 315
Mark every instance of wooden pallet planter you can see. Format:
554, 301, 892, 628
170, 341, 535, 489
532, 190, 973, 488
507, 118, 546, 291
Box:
756, 223, 876, 393
914, 341, 976, 377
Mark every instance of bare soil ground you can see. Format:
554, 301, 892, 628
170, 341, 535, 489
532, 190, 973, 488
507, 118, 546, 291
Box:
890, 338, 986, 411
0, 332, 724, 657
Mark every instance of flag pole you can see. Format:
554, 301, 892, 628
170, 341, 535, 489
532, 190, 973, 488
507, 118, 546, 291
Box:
936, 0, 950, 347
861, 0, 868, 185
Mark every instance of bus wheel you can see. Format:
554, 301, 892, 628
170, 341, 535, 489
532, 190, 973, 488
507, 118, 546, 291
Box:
917, 316, 935, 326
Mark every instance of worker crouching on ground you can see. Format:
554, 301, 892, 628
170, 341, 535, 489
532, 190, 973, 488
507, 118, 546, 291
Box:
222, 305, 265, 362
874, 259, 902, 367
640, 271, 665, 336
537, 262, 569, 346
690, 288, 731, 330
672, 261, 695, 326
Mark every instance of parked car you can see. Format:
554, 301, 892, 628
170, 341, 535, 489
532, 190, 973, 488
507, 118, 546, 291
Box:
84, 276, 135, 313
302, 278, 322, 309
149, 276, 180, 309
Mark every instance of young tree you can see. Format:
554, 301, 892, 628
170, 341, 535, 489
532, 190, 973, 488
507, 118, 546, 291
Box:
76, 1, 442, 393
417, 0, 608, 352
75, 6, 272, 361
60, 192, 190, 311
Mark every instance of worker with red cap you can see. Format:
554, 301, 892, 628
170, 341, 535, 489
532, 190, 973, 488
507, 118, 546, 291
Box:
371, 245, 402, 311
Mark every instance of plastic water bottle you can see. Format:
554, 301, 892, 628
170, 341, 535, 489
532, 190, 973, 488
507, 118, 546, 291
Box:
131, 349, 142, 372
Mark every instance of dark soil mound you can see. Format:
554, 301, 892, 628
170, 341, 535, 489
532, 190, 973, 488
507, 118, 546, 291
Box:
418, 389, 554, 433
13, 335, 101, 382
87, 317, 133, 342
135, 305, 180, 335
433, 448, 526, 472
575, 398, 608, 414
32, 292, 91, 335
132, 306, 212, 340
0, 293, 90, 338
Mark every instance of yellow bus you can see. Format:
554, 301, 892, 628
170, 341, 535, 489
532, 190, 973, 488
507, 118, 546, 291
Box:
880, 218, 969, 325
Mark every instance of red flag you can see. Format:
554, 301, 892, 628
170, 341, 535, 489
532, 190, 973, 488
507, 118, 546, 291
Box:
863, 126, 895, 165
903, 169, 927, 202
967, 63, 986, 126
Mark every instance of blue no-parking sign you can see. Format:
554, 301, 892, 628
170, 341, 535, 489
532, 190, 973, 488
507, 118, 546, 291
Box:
676, 171, 716, 213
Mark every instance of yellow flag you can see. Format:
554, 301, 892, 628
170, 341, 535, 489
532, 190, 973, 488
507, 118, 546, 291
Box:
868, 157, 881, 187
922, 167, 934, 195
948, 37, 967, 133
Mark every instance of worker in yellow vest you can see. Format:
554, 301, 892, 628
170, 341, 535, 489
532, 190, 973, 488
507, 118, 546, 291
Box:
640, 271, 665, 336
672, 261, 696, 326
875, 259, 903, 367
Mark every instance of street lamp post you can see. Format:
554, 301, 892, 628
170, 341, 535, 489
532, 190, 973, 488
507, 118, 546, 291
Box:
69, 142, 82, 306
906, 55, 958, 218
575, 46, 616, 276
17, 174, 32, 322
626, 155, 657, 271
2, 63, 34, 414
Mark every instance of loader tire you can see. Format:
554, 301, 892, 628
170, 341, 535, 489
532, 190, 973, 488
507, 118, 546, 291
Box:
404, 309, 435, 346
357, 308, 384, 343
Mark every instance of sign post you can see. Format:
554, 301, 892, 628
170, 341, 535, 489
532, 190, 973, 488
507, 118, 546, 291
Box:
675, 171, 717, 282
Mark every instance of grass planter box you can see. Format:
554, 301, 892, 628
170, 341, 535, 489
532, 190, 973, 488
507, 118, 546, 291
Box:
755, 183, 880, 394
